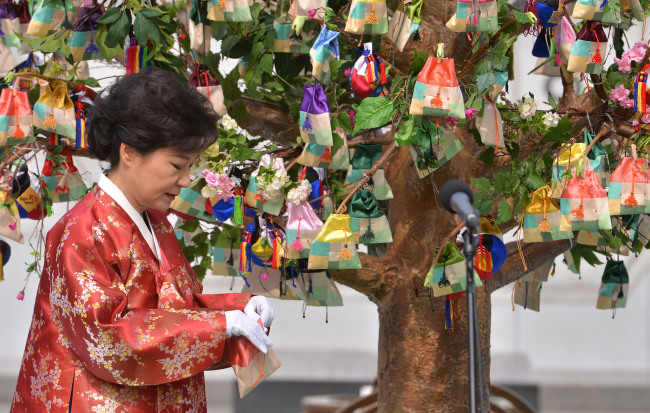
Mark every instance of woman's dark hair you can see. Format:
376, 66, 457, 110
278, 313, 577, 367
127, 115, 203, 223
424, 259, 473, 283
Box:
87, 69, 220, 166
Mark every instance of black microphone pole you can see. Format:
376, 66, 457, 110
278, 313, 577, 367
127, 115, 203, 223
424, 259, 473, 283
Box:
439, 180, 485, 413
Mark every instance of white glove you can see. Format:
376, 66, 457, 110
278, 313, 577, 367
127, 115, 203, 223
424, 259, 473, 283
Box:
225, 310, 273, 354
245, 296, 274, 329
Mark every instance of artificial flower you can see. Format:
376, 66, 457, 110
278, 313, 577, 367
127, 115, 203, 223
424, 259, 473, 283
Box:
609, 84, 630, 103
613, 56, 631, 72
308, 9, 317, 18
445, 117, 459, 127
542, 112, 560, 128
219, 114, 238, 132
517, 97, 538, 121
287, 179, 312, 205
465, 108, 478, 120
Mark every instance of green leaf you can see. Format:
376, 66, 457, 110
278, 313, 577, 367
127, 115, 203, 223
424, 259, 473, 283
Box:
352, 97, 395, 135
476, 73, 495, 94
252, 42, 264, 59
213, 23, 228, 40
475, 197, 493, 215
470, 178, 491, 197
221, 35, 240, 55
229, 100, 249, 123
477, 147, 496, 165
79, 77, 100, 88
394, 117, 415, 146
97, 7, 121, 24
547, 91, 558, 111
139, 7, 164, 18
133, 14, 148, 46
544, 115, 572, 142
336, 111, 352, 135
105, 11, 130, 48
496, 201, 513, 225
524, 173, 545, 190
514, 10, 535, 25
410, 50, 429, 73
329, 59, 348, 82
258, 54, 274, 74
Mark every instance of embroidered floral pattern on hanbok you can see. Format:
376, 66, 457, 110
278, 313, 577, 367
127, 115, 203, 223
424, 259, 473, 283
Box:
11, 187, 251, 413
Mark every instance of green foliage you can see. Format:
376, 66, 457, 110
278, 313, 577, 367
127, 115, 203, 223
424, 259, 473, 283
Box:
352, 97, 396, 135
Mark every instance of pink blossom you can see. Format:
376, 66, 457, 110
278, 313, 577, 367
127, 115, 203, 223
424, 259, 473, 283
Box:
614, 56, 632, 72
465, 108, 478, 120
633, 42, 648, 50
308, 9, 317, 18
622, 99, 635, 109
8, 222, 16, 231
344, 67, 351, 77
610, 85, 630, 103
445, 117, 459, 126
642, 113, 650, 124
203, 170, 219, 187
633, 119, 640, 127
16, 290, 24, 301
627, 47, 646, 63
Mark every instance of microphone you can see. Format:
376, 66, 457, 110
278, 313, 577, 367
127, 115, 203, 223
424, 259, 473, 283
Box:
439, 180, 481, 229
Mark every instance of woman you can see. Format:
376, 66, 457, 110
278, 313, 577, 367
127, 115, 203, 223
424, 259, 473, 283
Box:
11, 70, 274, 412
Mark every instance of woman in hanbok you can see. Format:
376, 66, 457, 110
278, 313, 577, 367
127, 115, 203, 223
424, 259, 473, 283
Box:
11, 70, 274, 412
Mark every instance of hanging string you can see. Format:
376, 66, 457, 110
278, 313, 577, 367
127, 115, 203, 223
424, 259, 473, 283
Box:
623, 167, 639, 208
570, 180, 586, 220
590, 29, 603, 65
337, 226, 353, 260
290, 217, 305, 251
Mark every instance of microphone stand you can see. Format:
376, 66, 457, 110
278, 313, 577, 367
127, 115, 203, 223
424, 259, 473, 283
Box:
462, 228, 485, 413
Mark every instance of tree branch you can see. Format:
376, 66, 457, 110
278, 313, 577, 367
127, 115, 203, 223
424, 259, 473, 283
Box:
487, 238, 574, 293
329, 254, 399, 299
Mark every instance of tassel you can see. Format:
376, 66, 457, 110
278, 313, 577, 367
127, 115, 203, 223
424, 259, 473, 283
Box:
12, 126, 25, 140
233, 187, 244, 227
537, 199, 551, 232
84, 25, 99, 54
438, 261, 450, 288
537, 219, 551, 232
624, 194, 638, 208
600, 0, 608, 9
239, 232, 252, 273
271, 230, 283, 269
290, 217, 305, 251
366, 2, 379, 24
338, 247, 352, 261
570, 205, 585, 219
260, 268, 270, 281
553, 51, 562, 66
361, 223, 375, 241
591, 29, 602, 65
289, 29, 302, 42
43, 107, 57, 129
320, 146, 331, 162
430, 94, 443, 108
413, 29, 422, 43
338, 227, 353, 261
302, 114, 313, 132
444, 298, 453, 330
219, 0, 227, 8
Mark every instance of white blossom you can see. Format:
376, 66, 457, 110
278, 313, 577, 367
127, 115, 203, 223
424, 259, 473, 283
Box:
287, 180, 312, 205
219, 114, 238, 132
517, 97, 538, 121
259, 168, 289, 202
201, 185, 218, 199
542, 112, 560, 128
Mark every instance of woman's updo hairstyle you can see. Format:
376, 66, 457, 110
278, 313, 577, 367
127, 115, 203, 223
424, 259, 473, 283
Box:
87, 69, 220, 166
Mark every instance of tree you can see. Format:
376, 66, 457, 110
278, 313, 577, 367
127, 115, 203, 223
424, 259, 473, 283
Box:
2, 0, 648, 411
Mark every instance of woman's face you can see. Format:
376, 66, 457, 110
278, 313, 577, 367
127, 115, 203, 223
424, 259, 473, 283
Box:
115, 146, 200, 213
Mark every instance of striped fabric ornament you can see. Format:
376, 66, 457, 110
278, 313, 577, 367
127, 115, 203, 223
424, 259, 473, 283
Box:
27, 0, 79, 37
33, 80, 76, 141
633, 65, 649, 114
67, 7, 102, 62
125, 36, 151, 76
207, 0, 254, 22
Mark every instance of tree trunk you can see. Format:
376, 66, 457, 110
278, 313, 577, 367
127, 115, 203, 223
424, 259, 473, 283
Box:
376, 278, 492, 412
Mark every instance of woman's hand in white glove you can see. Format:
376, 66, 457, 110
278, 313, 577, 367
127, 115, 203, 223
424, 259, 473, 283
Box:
225, 310, 273, 354
244, 296, 274, 329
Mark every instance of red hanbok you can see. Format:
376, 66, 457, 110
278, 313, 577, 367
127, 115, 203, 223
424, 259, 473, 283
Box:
11, 178, 250, 412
